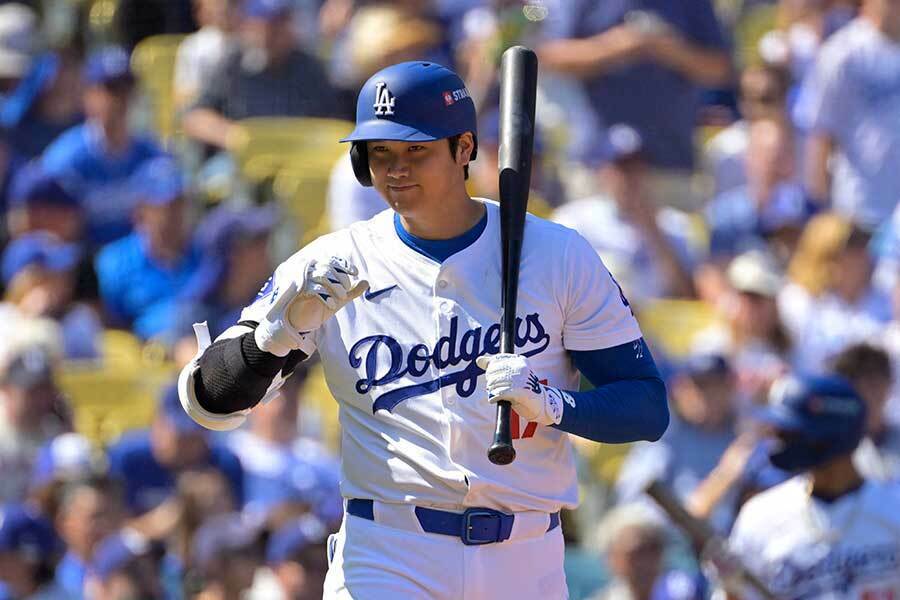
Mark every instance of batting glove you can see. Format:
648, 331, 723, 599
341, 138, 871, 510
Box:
255, 257, 368, 357
475, 353, 570, 426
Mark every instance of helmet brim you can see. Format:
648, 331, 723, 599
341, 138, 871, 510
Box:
340, 119, 444, 143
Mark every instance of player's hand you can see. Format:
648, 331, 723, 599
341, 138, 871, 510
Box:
255, 257, 368, 357
475, 353, 568, 426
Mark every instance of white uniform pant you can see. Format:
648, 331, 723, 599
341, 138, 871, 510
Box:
323, 504, 569, 599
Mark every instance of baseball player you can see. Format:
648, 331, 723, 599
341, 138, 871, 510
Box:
727, 374, 900, 599
177, 61, 669, 598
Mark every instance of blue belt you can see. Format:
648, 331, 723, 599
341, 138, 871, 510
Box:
346, 499, 560, 546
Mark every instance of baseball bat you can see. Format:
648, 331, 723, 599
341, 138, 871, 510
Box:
488, 46, 538, 466
644, 480, 778, 600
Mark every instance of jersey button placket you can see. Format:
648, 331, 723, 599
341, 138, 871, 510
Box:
434, 276, 455, 406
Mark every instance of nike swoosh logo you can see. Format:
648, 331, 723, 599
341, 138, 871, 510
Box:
364, 285, 398, 301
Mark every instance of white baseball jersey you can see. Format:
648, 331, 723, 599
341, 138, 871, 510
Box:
729, 476, 900, 599
240, 199, 641, 513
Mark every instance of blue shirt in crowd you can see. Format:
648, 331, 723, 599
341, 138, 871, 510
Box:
106, 430, 244, 516
95, 232, 201, 340
54, 552, 86, 599
541, 0, 728, 170
42, 123, 163, 244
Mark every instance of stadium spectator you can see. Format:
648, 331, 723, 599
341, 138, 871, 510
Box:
2, 49, 84, 160
106, 385, 243, 516
0, 503, 64, 600
1, 233, 101, 359
326, 3, 446, 97
5, 163, 83, 243
779, 213, 890, 374
588, 503, 704, 600
702, 63, 791, 197
173, 0, 239, 109
831, 343, 900, 482
538, 0, 731, 210
27, 432, 103, 514
0, 327, 68, 503
616, 350, 741, 532
796, 0, 900, 228
253, 515, 329, 600
94, 157, 201, 342
192, 513, 264, 600
225, 372, 342, 524
52, 477, 124, 599
717, 250, 792, 402
41, 46, 163, 246
83, 530, 164, 600
705, 118, 809, 265
182, 0, 343, 151
552, 124, 698, 304
179, 204, 276, 339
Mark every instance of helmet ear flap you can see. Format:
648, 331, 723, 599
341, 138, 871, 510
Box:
350, 142, 373, 187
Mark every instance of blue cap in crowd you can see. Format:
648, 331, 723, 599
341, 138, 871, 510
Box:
266, 515, 327, 565
1, 232, 80, 285
89, 530, 150, 581
242, 0, 292, 19
181, 205, 277, 301
30, 433, 99, 490
196, 205, 277, 255
681, 350, 730, 378
0, 503, 60, 561
84, 45, 134, 86
8, 163, 78, 209
580, 123, 643, 167
756, 374, 865, 435
158, 385, 205, 434
131, 156, 185, 206
193, 513, 262, 573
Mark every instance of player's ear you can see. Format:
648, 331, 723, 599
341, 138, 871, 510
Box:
455, 132, 476, 166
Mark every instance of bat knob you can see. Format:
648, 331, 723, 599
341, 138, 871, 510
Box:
488, 442, 516, 465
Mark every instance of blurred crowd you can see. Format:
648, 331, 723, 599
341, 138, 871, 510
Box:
0, 0, 899, 598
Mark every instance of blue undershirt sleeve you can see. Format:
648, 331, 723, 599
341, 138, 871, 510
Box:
550, 338, 669, 443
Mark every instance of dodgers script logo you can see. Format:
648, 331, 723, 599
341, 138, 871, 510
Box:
349, 313, 550, 413
373, 81, 395, 116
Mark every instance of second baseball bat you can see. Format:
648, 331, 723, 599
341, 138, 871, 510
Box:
488, 46, 538, 466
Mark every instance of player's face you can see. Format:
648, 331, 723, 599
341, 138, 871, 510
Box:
366, 135, 472, 217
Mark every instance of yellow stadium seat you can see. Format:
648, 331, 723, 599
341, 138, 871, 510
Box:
131, 34, 186, 141
59, 361, 176, 445
232, 117, 354, 183
734, 4, 777, 68
272, 159, 333, 243
637, 299, 720, 358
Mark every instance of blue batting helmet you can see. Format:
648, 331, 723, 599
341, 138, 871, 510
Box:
756, 374, 866, 472
341, 61, 477, 186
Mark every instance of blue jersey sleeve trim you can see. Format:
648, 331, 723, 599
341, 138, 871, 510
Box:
551, 338, 669, 443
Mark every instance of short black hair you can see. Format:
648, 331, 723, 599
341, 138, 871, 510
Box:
447, 134, 469, 180
832, 343, 892, 382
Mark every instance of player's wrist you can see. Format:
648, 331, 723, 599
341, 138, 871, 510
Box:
541, 385, 566, 426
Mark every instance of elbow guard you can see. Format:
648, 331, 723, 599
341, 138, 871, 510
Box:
178, 322, 252, 431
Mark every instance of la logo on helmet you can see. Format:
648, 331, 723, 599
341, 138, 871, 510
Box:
373, 82, 395, 116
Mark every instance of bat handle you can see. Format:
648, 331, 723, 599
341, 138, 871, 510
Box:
488, 400, 516, 465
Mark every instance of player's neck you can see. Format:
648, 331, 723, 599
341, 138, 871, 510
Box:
809, 455, 865, 502
398, 192, 485, 240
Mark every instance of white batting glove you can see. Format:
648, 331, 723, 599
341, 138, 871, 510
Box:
475, 353, 570, 426
255, 257, 368, 357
